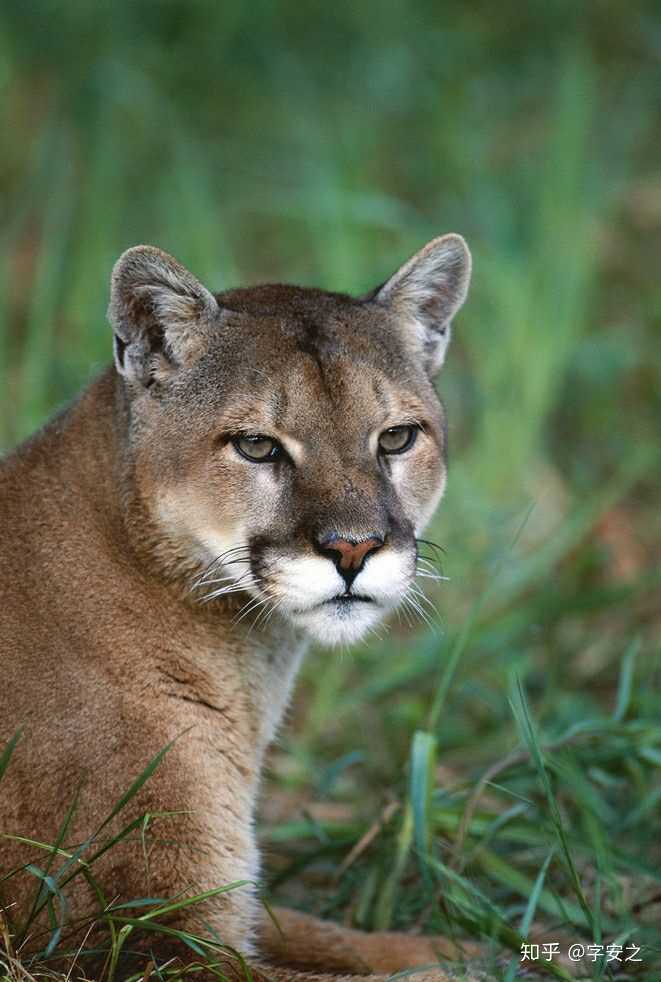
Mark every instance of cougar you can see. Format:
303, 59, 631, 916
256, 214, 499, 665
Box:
0, 235, 480, 981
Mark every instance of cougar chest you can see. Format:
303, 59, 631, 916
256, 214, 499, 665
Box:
174, 610, 308, 762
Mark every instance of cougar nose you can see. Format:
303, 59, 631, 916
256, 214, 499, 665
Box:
317, 534, 384, 589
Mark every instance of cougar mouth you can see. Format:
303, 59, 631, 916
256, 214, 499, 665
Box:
290, 593, 377, 615
323, 593, 375, 606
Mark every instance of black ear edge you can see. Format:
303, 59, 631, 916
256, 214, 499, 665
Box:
113, 333, 127, 370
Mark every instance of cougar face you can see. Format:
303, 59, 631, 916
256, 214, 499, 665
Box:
109, 237, 471, 645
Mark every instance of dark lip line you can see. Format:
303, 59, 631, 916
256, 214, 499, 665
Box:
322, 593, 374, 605
290, 595, 378, 615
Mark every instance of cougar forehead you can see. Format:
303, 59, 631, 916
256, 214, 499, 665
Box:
195, 284, 431, 409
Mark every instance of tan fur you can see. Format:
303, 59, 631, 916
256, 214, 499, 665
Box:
0, 238, 478, 980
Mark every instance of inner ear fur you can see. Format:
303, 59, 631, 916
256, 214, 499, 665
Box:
370, 233, 471, 374
108, 245, 219, 386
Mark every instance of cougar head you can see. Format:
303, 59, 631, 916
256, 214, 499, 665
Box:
108, 235, 471, 645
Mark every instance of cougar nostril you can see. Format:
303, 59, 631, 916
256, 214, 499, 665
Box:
317, 534, 384, 582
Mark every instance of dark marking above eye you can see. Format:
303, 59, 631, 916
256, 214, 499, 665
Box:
273, 385, 290, 427
371, 376, 387, 412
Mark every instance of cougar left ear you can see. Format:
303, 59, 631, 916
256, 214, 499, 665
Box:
108, 245, 219, 387
368, 234, 471, 374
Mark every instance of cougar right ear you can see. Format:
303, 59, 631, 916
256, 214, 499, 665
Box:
108, 245, 219, 387
368, 234, 471, 375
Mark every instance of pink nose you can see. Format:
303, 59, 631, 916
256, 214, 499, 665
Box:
318, 535, 384, 573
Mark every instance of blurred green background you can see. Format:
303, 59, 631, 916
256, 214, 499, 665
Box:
1, 2, 660, 976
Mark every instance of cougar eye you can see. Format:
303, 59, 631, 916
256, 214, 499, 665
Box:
233, 435, 283, 463
378, 425, 418, 455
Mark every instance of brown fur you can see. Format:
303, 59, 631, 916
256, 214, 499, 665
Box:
0, 238, 477, 980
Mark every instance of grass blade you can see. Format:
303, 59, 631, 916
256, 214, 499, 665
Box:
0, 730, 21, 782
509, 676, 595, 934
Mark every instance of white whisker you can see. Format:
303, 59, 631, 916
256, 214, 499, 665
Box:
190, 544, 253, 592
402, 589, 435, 631
232, 594, 271, 626
416, 556, 445, 577
410, 583, 440, 617
200, 580, 258, 604
410, 581, 435, 601
399, 596, 417, 629
248, 593, 285, 636
198, 569, 258, 603
197, 568, 252, 590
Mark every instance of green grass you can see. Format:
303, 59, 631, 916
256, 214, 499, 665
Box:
1, 2, 660, 979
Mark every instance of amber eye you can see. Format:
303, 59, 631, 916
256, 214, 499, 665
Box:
233, 435, 283, 463
378, 425, 418, 455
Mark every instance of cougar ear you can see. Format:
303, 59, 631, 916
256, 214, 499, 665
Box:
369, 234, 471, 374
108, 245, 219, 386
